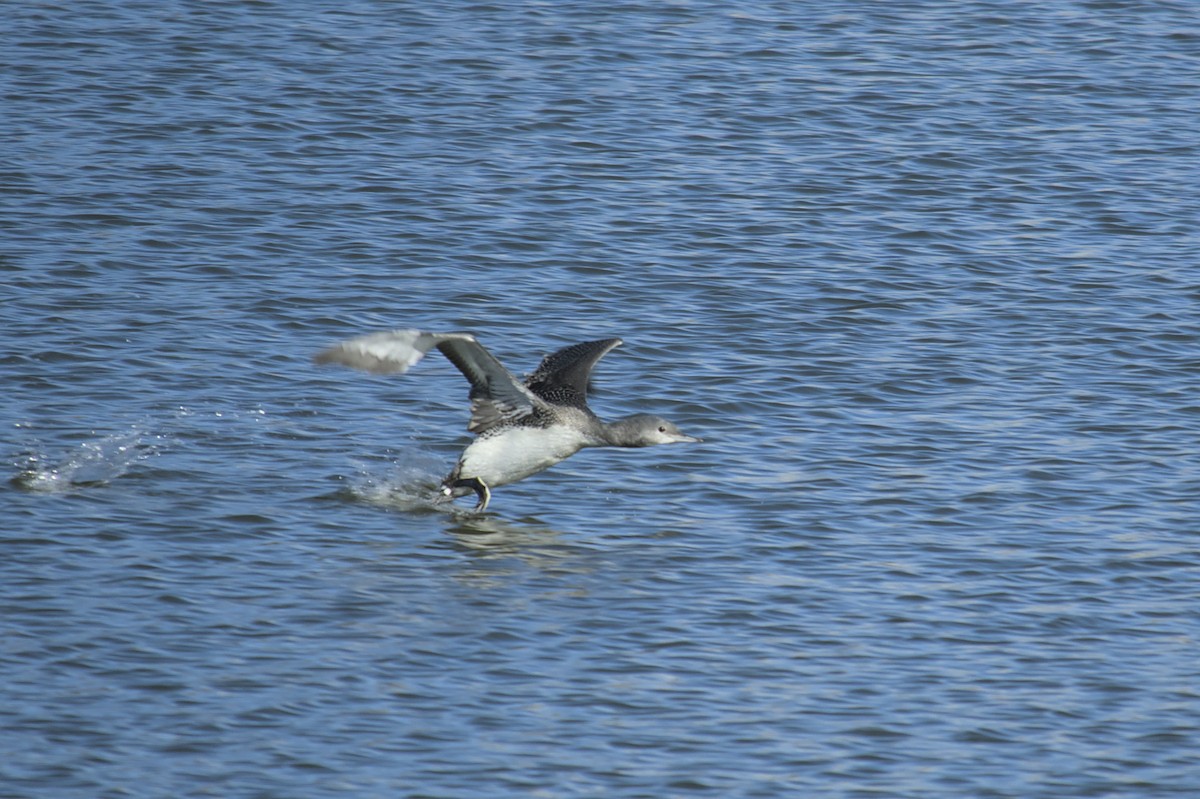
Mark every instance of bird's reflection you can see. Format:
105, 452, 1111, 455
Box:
341, 460, 607, 587
437, 508, 607, 590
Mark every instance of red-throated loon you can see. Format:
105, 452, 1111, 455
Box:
315, 329, 701, 511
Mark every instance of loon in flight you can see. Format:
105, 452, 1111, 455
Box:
315, 329, 701, 511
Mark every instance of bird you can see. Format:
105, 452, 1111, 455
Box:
314, 329, 701, 511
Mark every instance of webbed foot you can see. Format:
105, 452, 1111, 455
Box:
451, 477, 491, 512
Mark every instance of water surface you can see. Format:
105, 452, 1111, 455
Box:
3, 1, 1199, 797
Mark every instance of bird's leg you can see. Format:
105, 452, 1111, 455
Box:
453, 477, 491, 512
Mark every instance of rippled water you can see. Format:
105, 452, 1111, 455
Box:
4, 1, 1200, 796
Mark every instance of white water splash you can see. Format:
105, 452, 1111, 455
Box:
11, 426, 165, 493
347, 449, 452, 512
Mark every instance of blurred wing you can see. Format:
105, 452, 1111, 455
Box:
315, 329, 542, 434
314, 329, 443, 375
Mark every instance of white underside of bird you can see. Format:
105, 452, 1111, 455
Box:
456, 425, 593, 488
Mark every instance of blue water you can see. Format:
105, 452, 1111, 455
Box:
4, 1, 1199, 796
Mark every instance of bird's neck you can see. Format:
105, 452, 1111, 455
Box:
601, 415, 648, 448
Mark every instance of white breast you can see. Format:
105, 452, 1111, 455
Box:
457, 425, 590, 487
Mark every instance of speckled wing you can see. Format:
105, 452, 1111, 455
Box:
525, 338, 623, 410
315, 329, 542, 435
